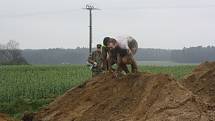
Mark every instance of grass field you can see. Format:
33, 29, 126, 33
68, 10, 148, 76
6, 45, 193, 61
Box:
0, 65, 196, 118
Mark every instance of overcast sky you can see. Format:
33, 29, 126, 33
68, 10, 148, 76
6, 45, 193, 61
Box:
0, 0, 215, 49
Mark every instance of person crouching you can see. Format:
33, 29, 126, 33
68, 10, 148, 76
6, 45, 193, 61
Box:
106, 36, 138, 74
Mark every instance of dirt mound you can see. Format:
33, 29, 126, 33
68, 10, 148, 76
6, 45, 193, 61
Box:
181, 61, 215, 120
181, 61, 215, 104
0, 113, 13, 121
32, 72, 211, 121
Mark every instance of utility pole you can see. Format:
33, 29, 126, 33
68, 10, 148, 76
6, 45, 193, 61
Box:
83, 4, 99, 54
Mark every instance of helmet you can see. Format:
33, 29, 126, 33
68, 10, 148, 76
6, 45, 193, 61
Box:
97, 44, 102, 49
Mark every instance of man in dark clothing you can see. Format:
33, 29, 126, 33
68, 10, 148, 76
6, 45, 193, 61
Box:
88, 44, 103, 77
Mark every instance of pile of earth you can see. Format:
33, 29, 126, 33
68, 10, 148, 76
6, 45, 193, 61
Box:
181, 61, 215, 120
181, 61, 215, 104
23, 61, 215, 121
0, 113, 13, 121
31, 74, 207, 120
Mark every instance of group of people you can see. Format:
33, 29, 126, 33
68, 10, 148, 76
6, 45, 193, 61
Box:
88, 36, 138, 77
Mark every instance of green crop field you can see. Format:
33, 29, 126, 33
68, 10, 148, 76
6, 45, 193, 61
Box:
0, 65, 196, 119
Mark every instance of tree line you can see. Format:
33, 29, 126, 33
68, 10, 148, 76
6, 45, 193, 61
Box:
1, 40, 215, 65
23, 46, 215, 64
171, 46, 215, 63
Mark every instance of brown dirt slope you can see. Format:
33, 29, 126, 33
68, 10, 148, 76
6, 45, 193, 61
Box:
181, 61, 215, 104
33, 72, 210, 121
0, 113, 13, 121
181, 61, 215, 120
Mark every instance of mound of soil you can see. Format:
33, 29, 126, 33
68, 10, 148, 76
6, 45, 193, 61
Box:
32, 72, 210, 121
0, 113, 13, 121
181, 61, 215, 120
181, 61, 215, 104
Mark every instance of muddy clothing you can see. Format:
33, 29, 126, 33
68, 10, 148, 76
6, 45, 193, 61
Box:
118, 51, 138, 73
102, 45, 118, 71
115, 36, 138, 55
109, 46, 137, 73
88, 50, 103, 77
103, 37, 123, 71
109, 36, 138, 73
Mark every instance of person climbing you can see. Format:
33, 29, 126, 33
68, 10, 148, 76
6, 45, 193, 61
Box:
101, 37, 110, 71
101, 37, 119, 71
88, 44, 103, 77
106, 36, 138, 74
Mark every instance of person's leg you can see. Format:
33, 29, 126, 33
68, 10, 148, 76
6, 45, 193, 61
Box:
120, 55, 130, 73
92, 69, 102, 77
102, 47, 108, 70
130, 56, 138, 73
92, 71, 96, 77
121, 64, 129, 73
107, 49, 118, 72
116, 53, 130, 74
127, 38, 138, 73
116, 53, 122, 73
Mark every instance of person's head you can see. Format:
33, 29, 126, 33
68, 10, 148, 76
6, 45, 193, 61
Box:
107, 38, 117, 50
96, 44, 102, 51
103, 37, 110, 46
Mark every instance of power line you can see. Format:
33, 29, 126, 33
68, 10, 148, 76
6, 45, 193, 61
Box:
83, 4, 100, 54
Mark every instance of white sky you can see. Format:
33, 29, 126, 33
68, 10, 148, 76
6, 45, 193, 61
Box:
0, 0, 215, 49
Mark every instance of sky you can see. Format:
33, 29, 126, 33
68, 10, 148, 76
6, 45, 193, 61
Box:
0, 0, 215, 49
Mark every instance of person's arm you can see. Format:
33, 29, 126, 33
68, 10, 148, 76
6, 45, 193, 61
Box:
102, 46, 108, 70
102, 47, 107, 62
88, 52, 96, 65
107, 49, 114, 71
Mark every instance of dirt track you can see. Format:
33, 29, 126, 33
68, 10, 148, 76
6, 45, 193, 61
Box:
30, 62, 215, 121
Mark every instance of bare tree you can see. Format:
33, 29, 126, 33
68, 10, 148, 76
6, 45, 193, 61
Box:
0, 40, 28, 65
0, 43, 7, 63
